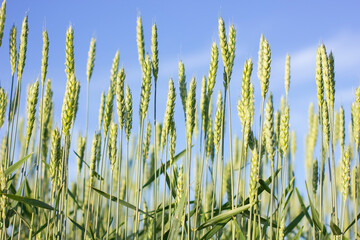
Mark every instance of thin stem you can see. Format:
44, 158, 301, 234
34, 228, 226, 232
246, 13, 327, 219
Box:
187, 141, 192, 240
194, 129, 207, 233
227, 86, 236, 240
219, 86, 227, 217
153, 80, 158, 239
135, 119, 145, 239
84, 185, 92, 240
269, 162, 275, 239
125, 139, 130, 239
106, 171, 114, 240
95, 134, 108, 233
5, 74, 15, 169
161, 140, 169, 240
29, 81, 45, 239
116, 130, 123, 239
211, 150, 219, 219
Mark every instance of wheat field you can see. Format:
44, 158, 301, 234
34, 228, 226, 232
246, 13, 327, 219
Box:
0, 1, 359, 239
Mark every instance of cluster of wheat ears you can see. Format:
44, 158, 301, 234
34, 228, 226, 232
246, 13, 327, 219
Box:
0, 1, 359, 240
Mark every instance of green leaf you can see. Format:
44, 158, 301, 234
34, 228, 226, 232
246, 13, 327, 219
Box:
197, 203, 253, 230
234, 220, 246, 240
69, 216, 85, 233
91, 187, 152, 218
1, 193, 54, 210
201, 218, 229, 240
258, 178, 272, 196
283, 189, 294, 210
243, 169, 281, 206
305, 182, 324, 232
165, 168, 177, 198
68, 188, 82, 209
54, 184, 63, 213
89, 223, 96, 240
344, 211, 360, 233
33, 216, 55, 238
11, 208, 32, 230
330, 219, 342, 235
74, 151, 103, 181
41, 158, 50, 170
284, 205, 308, 236
6, 174, 16, 190
295, 188, 313, 227
292, 226, 303, 240
167, 190, 186, 240
143, 147, 187, 188
4, 153, 32, 177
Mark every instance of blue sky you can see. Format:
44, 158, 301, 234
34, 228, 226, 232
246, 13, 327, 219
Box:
1, 1, 360, 189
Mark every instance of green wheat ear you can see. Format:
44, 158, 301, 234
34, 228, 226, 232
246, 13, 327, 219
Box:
17, 14, 29, 82
72, 80, 81, 124
328, 51, 335, 110
0, 136, 7, 167
207, 42, 218, 98
279, 105, 289, 156
320, 44, 331, 107
65, 25, 75, 81
49, 128, 61, 183
151, 23, 159, 82
169, 122, 176, 162
312, 158, 319, 195
160, 78, 176, 152
143, 121, 152, 162
284, 54, 290, 96
0, 0, 6, 48
98, 91, 106, 131
178, 61, 187, 116
200, 76, 208, 131
77, 134, 86, 172
108, 122, 118, 171
110, 51, 120, 87
206, 101, 214, 161
264, 93, 275, 163
341, 146, 350, 197
40, 79, 53, 156
87, 37, 96, 82
0, 87, 7, 128
238, 59, 253, 126
175, 165, 184, 206
214, 90, 223, 153
116, 67, 126, 130
315, 46, 324, 109
41, 30, 49, 85
61, 73, 77, 136
139, 55, 152, 121
89, 132, 99, 186
186, 77, 196, 143
218, 17, 229, 75
103, 84, 115, 136
258, 35, 271, 99
322, 101, 330, 149
339, 106, 345, 150
137, 16, 145, 69
227, 24, 236, 78
25, 80, 39, 150
9, 25, 17, 76
249, 147, 259, 204
125, 85, 133, 141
